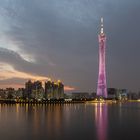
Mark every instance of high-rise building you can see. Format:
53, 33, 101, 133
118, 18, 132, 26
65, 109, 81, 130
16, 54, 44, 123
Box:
45, 80, 64, 99
107, 88, 117, 99
97, 18, 107, 98
16, 88, 25, 99
32, 81, 44, 99
57, 80, 64, 99
53, 82, 59, 99
6, 88, 15, 99
107, 88, 128, 100
45, 79, 53, 99
25, 80, 33, 99
25, 80, 44, 99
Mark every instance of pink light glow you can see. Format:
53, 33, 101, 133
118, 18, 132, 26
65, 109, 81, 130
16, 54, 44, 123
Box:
97, 18, 107, 98
64, 86, 75, 91
95, 103, 108, 140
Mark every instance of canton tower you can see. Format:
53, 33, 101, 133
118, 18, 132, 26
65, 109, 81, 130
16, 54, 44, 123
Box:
97, 18, 107, 98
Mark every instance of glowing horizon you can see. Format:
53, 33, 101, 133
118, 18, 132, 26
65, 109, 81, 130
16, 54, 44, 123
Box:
0, 63, 75, 91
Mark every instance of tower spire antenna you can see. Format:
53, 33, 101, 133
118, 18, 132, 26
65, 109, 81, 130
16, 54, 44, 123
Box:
101, 17, 104, 34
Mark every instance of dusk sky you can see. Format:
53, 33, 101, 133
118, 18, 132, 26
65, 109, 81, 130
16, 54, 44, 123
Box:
0, 0, 140, 92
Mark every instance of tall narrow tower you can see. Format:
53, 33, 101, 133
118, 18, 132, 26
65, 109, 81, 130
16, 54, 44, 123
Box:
97, 18, 107, 98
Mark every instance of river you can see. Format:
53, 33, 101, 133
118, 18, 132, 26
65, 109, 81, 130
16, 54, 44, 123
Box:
0, 102, 140, 140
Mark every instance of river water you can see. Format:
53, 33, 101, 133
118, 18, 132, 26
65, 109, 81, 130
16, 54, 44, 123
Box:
0, 102, 140, 140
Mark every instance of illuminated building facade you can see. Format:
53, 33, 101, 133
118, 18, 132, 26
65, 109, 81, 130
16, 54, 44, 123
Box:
25, 80, 33, 99
107, 88, 128, 100
97, 18, 107, 98
45, 80, 53, 99
45, 80, 64, 99
25, 80, 44, 99
71, 92, 89, 99
57, 80, 64, 99
32, 81, 44, 99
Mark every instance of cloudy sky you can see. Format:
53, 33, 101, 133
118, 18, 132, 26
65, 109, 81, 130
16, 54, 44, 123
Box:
0, 0, 140, 92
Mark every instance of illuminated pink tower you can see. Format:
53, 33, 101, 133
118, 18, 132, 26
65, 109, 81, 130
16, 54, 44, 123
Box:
97, 18, 107, 98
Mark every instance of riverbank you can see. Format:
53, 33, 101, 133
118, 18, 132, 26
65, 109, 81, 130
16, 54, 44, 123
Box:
0, 99, 139, 104
0, 99, 86, 104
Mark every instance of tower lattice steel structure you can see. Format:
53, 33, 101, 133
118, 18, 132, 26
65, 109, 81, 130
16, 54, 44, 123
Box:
97, 18, 107, 98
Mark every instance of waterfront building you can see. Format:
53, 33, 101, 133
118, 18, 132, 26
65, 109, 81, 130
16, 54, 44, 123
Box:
16, 88, 25, 99
5, 88, 15, 99
107, 88, 117, 99
71, 92, 90, 99
90, 92, 96, 99
25, 80, 33, 99
53, 82, 59, 99
127, 92, 138, 100
97, 18, 107, 98
45, 80, 54, 99
45, 80, 64, 99
107, 88, 128, 100
57, 80, 64, 99
116, 89, 127, 100
0, 89, 6, 99
25, 80, 44, 100
32, 81, 43, 99
32, 81, 44, 100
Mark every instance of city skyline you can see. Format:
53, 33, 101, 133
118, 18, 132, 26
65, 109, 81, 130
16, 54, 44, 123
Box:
0, 1, 140, 92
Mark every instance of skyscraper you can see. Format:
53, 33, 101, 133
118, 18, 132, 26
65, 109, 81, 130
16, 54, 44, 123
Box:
57, 80, 64, 99
97, 18, 107, 98
45, 80, 64, 99
45, 79, 54, 99
25, 80, 33, 99
32, 80, 44, 99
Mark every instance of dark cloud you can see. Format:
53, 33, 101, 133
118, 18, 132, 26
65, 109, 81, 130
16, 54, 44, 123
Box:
0, 0, 140, 92
0, 47, 54, 76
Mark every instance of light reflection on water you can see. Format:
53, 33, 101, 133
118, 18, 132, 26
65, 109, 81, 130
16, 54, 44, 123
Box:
95, 103, 108, 140
0, 103, 140, 140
